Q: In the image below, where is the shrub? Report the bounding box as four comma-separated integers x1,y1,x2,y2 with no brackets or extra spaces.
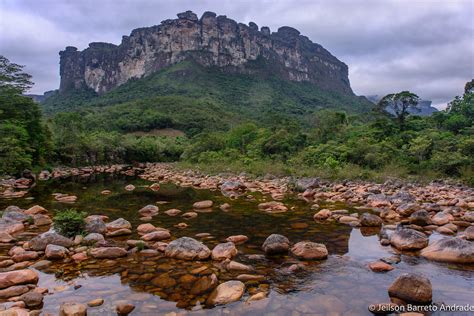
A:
53,209,86,237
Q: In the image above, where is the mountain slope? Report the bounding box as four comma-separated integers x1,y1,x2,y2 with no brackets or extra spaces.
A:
42,60,372,135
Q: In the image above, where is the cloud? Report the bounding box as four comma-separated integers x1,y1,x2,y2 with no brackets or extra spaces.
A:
0,0,472,108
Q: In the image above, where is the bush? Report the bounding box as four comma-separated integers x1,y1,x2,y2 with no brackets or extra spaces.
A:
53,209,86,237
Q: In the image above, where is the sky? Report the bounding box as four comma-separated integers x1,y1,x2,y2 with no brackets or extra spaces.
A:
0,0,473,109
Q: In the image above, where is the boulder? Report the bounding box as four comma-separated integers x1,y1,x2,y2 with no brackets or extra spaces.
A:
24,205,48,215
193,200,213,209
2,210,28,222
368,261,394,272
420,237,474,264
262,234,290,255
462,211,474,222
19,291,43,307
431,212,454,226
12,251,39,262
29,232,73,251
388,273,432,304
0,232,15,243
360,213,383,227
83,233,105,244
45,244,68,259
0,270,38,289
33,214,52,226
164,209,181,216
138,205,159,216
206,280,245,305
106,218,131,232
409,210,432,226
191,273,218,295
141,230,171,241
390,228,428,250
0,285,30,299
115,301,135,315
85,217,107,234
464,226,474,241
211,242,238,261
90,247,127,259
226,235,248,244
313,209,332,220
59,302,87,316
290,241,328,260
165,237,211,260
136,223,157,235
396,203,420,216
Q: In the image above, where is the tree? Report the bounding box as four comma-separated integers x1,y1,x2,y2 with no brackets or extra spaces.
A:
0,56,33,94
377,91,419,130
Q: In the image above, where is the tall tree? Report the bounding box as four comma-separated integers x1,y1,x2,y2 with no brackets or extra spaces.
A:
377,91,419,130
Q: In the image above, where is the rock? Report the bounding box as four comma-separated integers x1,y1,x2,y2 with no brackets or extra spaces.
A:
258,201,288,213
390,228,428,250
248,292,267,301
138,205,159,216
12,251,39,262
87,298,104,307
396,203,420,216
262,234,290,255
164,209,181,216
124,184,135,191
388,273,432,304
409,210,432,226
338,216,359,224
436,226,454,235
0,270,38,289
0,285,30,299
24,205,47,215
193,200,213,209
0,232,15,243
83,233,105,244
360,213,383,227
165,237,211,260
100,190,111,195
175,222,188,229
313,209,332,220
368,261,394,272
236,274,265,281
225,260,253,272
431,212,454,226
211,242,238,261
190,274,218,295
462,211,474,222
29,232,73,251
33,214,52,226
420,237,474,263
226,235,248,244
220,203,231,211
221,181,246,192
90,247,127,259
207,280,245,305
31,260,51,269
106,218,131,232
182,212,198,219
290,241,328,260
19,291,43,307
59,302,87,316
45,244,68,259
136,223,157,235
2,210,28,222
141,230,171,241
149,183,160,191
84,217,107,234
464,226,474,240
72,252,88,262
151,273,176,288
116,301,135,315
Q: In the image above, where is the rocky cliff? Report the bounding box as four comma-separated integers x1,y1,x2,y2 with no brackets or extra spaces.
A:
59,10,352,95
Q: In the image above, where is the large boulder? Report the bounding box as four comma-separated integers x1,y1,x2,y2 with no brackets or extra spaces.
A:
420,237,474,264
290,241,328,260
90,247,127,259
431,212,454,226
29,232,73,251
0,270,38,289
390,228,428,251
262,234,290,255
106,218,131,232
211,242,238,261
59,302,87,316
360,213,383,227
141,230,171,241
85,217,107,234
206,280,245,305
165,237,211,260
396,203,420,216
388,273,432,304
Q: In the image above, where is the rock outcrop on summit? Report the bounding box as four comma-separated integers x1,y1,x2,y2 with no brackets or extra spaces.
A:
59,11,352,95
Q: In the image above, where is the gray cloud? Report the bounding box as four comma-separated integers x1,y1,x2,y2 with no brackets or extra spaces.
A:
0,0,472,108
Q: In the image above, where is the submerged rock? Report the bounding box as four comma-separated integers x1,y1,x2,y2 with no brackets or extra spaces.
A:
190,273,218,295
313,209,332,220
165,237,211,260
388,273,432,304
258,201,288,213
262,234,290,255
390,228,428,250
59,302,87,316
420,237,474,264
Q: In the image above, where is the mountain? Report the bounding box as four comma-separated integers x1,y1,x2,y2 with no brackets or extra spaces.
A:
365,95,438,116
59,10,352,95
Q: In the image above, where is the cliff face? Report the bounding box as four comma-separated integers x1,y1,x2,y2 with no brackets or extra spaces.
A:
59,11,352,95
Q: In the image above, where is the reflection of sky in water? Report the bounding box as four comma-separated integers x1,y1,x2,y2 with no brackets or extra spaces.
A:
347,228,392,261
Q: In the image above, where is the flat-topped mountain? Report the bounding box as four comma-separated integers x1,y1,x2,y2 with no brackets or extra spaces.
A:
59,10,352,95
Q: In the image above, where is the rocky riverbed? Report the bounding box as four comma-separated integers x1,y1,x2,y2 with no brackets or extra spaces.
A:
0,163,473,315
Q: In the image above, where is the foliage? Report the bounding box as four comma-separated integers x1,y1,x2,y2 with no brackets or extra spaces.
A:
377,91,419,129
53,209,86,237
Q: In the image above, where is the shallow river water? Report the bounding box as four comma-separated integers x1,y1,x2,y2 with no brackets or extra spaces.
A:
1,174,473,315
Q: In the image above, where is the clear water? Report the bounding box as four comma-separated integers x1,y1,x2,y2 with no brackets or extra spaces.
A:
1,174,472,315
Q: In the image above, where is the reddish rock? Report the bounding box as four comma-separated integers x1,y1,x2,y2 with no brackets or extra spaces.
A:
368,261,394,272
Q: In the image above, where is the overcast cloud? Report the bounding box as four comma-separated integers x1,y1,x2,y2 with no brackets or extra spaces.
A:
0,0,472,108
